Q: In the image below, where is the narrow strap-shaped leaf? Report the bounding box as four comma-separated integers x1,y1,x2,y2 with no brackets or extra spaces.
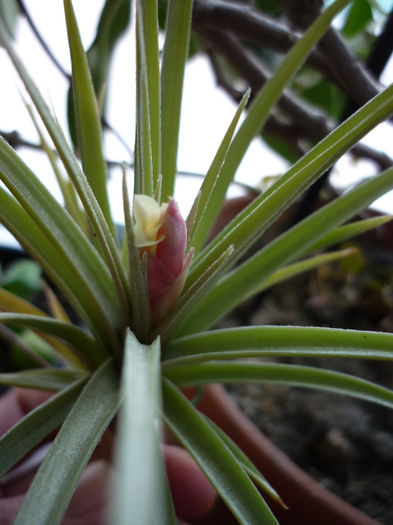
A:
123,172,150,339
188,0,351,276
0,139,122,351
24,102,87,233
0,287,46,316
0,313,104,368
0,378,87,477
0,368,88,391
254,247,355,294
178,165,393,335
64,0,115,236
112,331,176,524
87,0,132,99
134,9,153,196
0,189,116,350
43,282,71,323
207,418,286,509
0,287,88,369
163,325,393,366
188,90,250,254
136,0,160,187
188,78,393,296
160,0,193,200
162,248,352,341
164,362,393,411
15,358,119,525
306,214,393,254
0,18,131,328
162,379,278,525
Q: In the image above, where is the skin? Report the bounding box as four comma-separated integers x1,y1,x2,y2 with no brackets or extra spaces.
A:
0,388,216,525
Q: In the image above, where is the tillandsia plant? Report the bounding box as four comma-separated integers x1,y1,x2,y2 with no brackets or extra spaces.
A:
1,0,393,523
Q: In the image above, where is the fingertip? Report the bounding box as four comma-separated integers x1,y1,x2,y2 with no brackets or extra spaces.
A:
163,445,216,520
15,388,52,414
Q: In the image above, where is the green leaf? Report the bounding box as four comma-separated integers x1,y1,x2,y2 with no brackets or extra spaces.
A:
160,0,193,200
1,259,41,299
0,19,131,327
163,325,393,366
136,0,160,188
122,172,150,340
188,90,250,255
187,0,352,276
262,132,300,164
0,0,18,38
133,0,160,196
0,146,121,352
253,247,356,294
0,313,104,368
343,0,373,37
301,77,346,120
163,379,278,524
0,368,88,391
0,287,88,368
164,361,393,410
15,359,119,525
67,0,132,147
87,0,132,102
255,0,281,15
0,286,46,316
0,378,86,477
64,0,114,235
307,214,393,253
25,101,87,234
112,331,176,524
187,62,393,299
207,419,286,509
178,165,393,335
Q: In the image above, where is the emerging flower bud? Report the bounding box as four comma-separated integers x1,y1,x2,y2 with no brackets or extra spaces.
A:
133,195,192,323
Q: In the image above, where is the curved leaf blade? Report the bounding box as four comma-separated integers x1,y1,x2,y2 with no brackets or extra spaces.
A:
177,165,393,335
162,379,278,525
160,0,193,200
0,369,88,391
188,80,393,295
188,90,250,254
15,359,119,525
0,188,117,351
0,313,104,368
0,19,131,327
0,378,87,478
112,331,175,524
64,0,114,235
165,362,393,410
163,325,393,366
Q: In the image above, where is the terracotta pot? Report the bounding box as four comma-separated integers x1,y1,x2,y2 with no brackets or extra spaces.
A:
186,384,378,525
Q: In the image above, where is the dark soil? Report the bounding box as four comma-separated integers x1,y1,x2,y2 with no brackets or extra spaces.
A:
224,240,393,523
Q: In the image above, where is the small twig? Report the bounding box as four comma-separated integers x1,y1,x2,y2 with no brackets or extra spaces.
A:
0,129,133,171
277,0,385,109
0,130,43,151
193,0,331,76
17,0,70,80
199,29,332,139
199,32,393,172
